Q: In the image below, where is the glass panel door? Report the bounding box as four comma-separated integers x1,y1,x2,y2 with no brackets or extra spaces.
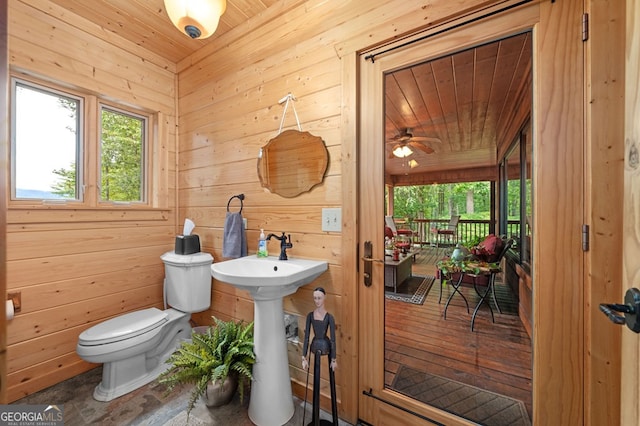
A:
383,33,534,425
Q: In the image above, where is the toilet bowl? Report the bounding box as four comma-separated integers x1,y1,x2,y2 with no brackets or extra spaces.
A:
76,251,213,402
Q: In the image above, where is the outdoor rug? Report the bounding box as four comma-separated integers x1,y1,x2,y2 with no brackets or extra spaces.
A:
385,275,434,305
392,365,531,426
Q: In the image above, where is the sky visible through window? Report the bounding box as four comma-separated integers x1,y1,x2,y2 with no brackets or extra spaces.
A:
14,85,77,198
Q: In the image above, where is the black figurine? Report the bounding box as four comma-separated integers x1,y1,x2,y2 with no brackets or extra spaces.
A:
301,287,338,426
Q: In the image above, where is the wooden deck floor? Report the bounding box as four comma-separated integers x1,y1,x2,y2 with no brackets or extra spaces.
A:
384,247,533,419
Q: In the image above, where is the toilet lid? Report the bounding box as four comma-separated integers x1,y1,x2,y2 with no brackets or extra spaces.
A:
78,308,168,346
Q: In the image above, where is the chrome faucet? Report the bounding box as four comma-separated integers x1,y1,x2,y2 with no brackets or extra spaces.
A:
266,232,293,260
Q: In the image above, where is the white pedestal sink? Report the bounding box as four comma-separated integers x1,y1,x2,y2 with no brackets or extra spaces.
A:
211,256,328,426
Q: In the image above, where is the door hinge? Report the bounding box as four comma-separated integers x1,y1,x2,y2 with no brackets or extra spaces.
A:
582,224,590,251
582,13,589,42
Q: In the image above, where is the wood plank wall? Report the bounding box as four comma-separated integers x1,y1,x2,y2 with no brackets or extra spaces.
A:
5,0,177,401
178,0,347,412
177,1,505,423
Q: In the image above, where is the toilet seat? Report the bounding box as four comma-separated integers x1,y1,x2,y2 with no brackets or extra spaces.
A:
79,308,168,346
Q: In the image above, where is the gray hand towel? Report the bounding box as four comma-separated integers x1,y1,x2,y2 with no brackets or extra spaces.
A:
222,212,247,258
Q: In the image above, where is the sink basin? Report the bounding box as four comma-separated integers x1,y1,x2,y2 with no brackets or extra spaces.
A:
211,256,328,299
211,255,328,426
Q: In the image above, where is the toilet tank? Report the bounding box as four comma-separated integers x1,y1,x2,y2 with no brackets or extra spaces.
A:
160,251,214,313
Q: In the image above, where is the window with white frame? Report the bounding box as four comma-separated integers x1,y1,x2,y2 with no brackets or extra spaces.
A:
12,79,83,201
99,106,146,202
11,77,151,205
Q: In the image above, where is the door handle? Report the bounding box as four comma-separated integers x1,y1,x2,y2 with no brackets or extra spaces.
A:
599,287,640,333
362,241,384,287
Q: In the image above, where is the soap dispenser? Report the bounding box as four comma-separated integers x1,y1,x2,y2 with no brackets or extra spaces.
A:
257,229,268,257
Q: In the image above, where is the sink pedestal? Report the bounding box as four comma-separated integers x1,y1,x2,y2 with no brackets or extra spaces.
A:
249,297,294,426
209,256,328,426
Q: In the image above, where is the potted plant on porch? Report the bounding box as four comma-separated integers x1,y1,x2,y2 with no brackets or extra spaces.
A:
158,316,256,416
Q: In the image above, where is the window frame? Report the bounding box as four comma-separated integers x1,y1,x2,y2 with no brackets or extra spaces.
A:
10,77,85,203
9,75,157,210
499,119,532,268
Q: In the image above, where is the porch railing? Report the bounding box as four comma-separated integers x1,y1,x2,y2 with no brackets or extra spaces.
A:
396,218,521,246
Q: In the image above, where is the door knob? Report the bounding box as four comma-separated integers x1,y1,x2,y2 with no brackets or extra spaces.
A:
599,287,640,333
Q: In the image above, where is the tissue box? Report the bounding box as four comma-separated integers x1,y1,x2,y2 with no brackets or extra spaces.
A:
175,235,200,255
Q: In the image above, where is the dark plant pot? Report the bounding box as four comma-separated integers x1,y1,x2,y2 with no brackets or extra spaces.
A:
203,373,238,408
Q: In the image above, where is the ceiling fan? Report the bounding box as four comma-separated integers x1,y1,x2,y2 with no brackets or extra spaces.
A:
387,128,441,158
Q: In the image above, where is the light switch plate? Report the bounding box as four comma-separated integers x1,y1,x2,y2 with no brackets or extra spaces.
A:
322,208,341,232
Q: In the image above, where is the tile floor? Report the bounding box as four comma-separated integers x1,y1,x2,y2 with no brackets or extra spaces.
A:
15,367,348,426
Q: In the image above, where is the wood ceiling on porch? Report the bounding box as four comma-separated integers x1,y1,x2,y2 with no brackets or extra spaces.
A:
385,32,532,183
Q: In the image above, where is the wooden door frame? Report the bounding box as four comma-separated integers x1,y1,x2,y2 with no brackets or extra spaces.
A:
353,1,595,424
622,0,640,424
585,0,625,425
1,0,8,405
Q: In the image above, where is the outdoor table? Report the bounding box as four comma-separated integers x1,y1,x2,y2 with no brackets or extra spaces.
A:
436,259,502,331
384,250,417,292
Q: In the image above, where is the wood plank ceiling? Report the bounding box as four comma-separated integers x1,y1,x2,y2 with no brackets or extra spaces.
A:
45,1,532,185
385,32,532,182
46,0,280,64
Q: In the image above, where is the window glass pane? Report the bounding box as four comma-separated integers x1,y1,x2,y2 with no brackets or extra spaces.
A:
13,82,80,200
100,107,145,202
391,182,493,245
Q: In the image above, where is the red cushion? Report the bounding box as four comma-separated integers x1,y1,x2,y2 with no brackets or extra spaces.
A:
397,228,412,235
472,234,504,262
384,226,394,239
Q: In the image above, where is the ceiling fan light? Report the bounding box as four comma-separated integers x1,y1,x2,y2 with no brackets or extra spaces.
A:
408,159,419,168
393,145,413,158
164,0,227,39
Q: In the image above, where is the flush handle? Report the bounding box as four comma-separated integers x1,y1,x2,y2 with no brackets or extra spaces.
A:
599,288,640,333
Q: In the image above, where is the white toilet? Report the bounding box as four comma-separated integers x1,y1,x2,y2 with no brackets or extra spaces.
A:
76,251,213,402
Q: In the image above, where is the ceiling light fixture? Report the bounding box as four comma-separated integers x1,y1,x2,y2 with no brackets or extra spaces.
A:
164,0,227,39
392,145,413,158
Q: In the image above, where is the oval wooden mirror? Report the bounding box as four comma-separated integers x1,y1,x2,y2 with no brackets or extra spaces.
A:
257,129,329,198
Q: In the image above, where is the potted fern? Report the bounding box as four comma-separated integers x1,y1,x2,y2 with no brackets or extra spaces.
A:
158,317,255,415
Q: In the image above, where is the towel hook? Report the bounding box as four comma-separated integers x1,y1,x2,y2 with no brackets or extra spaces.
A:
227,194,245,213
